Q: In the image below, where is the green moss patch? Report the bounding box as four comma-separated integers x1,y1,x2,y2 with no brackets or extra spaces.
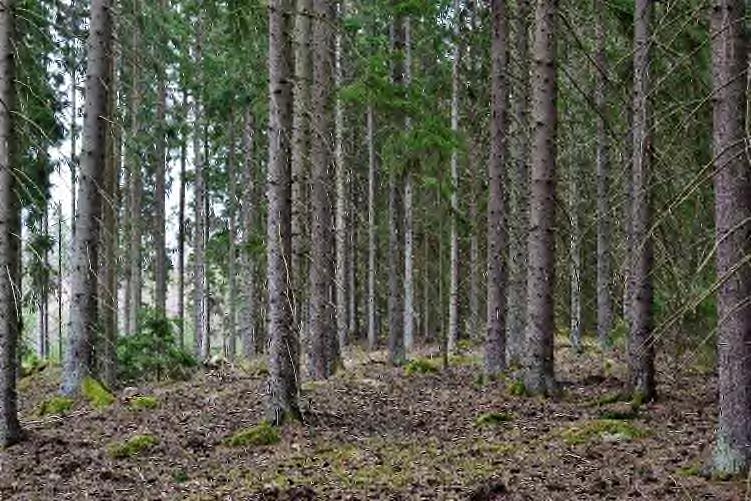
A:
475,411,514,427
82,377,115,409
562,420,647,445
37,396,74,416
129,395,158,410
404,358,439,376
224,422,281,448
108,434,159,459
506,379,527,397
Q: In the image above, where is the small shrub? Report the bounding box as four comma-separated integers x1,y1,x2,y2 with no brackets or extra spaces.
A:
562,420,646,445
475,412,514,427
82,377,115,408
224,422,281,448
38,396,74,416
108,434,159,459
129,395,158,410
404,358,439,375
507,379,527,397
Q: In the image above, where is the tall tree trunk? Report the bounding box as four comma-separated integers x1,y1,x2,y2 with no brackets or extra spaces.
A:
366,105,378,350
569,160,582,354
292,0,312,352
127,1,142,334
154,0,168,316
334,0,348,353
467,141,480,340
0,0,22,445
266,0,300,424
387,10,406,366
40,208,49,359
448,1,462,356
69,6,77,241
710,0,750,476
523,0,557,395
62,0,113,396
485,0,509,377
178,91,187,349
506,0,529,367
193,18,207,360
594,0,613,349
240,109,258,358
57,203,63,360
227,119,238,359
627,0,655,402
403,18,416,354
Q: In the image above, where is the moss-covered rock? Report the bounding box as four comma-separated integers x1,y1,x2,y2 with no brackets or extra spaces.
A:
562,419,647,445
129,395,158,410
404,358,439,376
224,422,281,448
108,434,159,459
82,377,115,409
475,411,514,427
37,396,74,416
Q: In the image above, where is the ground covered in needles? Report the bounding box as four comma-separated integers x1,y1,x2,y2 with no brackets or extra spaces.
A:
0,339,746,500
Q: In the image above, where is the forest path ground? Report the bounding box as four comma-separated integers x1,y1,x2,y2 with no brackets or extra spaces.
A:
0,338,746,500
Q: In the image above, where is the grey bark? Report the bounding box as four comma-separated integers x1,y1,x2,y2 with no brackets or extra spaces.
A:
366,105,377,350
335,0,348,352
523,0,557,395
627,0,655,402
193,18,208,360
62,0,112,396
403,17,415,353
266,0,300,424
710,0,751,476
240,109,258,359
569,160,582,354
227,120,238,359
178,91,187,349
154,0,168,316
485,0,509,377
448,1,461,356
0,0,22,445
127,1,142,333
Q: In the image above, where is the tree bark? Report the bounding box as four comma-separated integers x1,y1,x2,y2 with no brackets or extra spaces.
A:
366,105,378,350
240,109,258,359
127,0,142,334
627,0,655,402
153,0,168,316
62,0,112,396
710,0,750,476
335,0,348,353
448,1,462,356
266,0,300,424
178,91,187,349
569,160,582,354
227,119,238,359
403,17,415,354
523,0,557,395
193,17,208,360
485,0,509,377
0,0,22,445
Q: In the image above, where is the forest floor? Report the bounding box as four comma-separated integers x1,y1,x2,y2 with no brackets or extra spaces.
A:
0,336,748,500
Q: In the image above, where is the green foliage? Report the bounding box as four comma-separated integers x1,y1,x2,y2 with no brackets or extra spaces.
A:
224,422,281,448
562,420,647,445
117,309,197,383
82,377,115,409
404,358,440,375
475,412,514,427
37,396,74,416
108,434,159,459
129,395,158,411
507,379,527,397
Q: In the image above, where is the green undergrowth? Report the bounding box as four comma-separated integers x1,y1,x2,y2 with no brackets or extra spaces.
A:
82,377,115,408
129,395,158,410
108,434,159,459
404,358,440,375
562,419,647,445
475,411,514,427
506,379,528,397
37,396,74,416
224,422,281,447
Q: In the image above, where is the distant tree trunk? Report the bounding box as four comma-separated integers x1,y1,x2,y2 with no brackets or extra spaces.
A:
467,142,480,340
240,110,258,359
227,119,238,359
178,91,187,349
154,0,168,316
193,17,207,360
594,0,613,349
62,0,112,396
69,11,77,241
485,0,509,377
569,161,582,354
0,0,22,445
448,1,462,356
403,17,415,354
57,203,63,360
523,0,557,395
387,10,406,366
422,227,430,341
366,105,378,350
627,0,655,402
505,0,530,367
292,0,312,351
710,0,750,477
266,0,300,424
334,0,348,353
40,208,49,359
127,1,142,334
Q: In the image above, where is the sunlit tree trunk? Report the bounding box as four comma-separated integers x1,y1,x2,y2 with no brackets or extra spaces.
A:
403,17,415,354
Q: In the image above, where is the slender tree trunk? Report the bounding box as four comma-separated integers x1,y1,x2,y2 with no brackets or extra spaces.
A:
240,110,258,358
506,0,530,367
485,0,509,377
627,0,655,402
193,17,207,360
402,17,416,354
423,228,430,341
154,0,168,316
57,203,63,360
710,0,750,477
387,10,406,366
62,0,113,396
178,91,187,349
523,0,557,395
128,1,142,333
0,0,22,445
227,119,238,359
69,17,77,241
366,106,377,350
468,142,480,340
594,0,613,349
448,1,462,356
334,0,348,352
569,161,582,354
40,209,49,359
266,0,300,424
